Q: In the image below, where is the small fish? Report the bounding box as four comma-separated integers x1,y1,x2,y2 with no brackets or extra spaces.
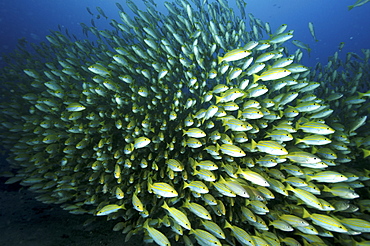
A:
340,218,370,232
292,40,311,56
192,159,218,171
265,130,293,142
190,228,222,246
86,7,94,16
148,180,178,197
322,185,359,199
215,88,246,104
306,171,348,183
115,187,124,199
221,177,249,198
201,220,225,239
308,22,319,42
285,184,323,210
66,102,86,112
88,64,110,76
224,220,254,246
252,139,288,155
270,219,294,231
295,135,332,145
96,204,125,216
161,201,191,230
143,220,171,246
132,193,144,212
280,214,310,227
134,137,151,149
96,6,108,19
296,121,335,135
269,31,294,44
183,180,209,194
237,167,270,187
219,143,246,157
222,118,252,132
218,48,251,64
285,151,321,164
184,138,203,148
253,67,291,82
310,213,348,233
184,200,212,220
193,169,216,182
348,0,370,10
183,128,206,138
166,159,184,172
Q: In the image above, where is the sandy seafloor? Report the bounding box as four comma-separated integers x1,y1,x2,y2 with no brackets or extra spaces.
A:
0,177,142,246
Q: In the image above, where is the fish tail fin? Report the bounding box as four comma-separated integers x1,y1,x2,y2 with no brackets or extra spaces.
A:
311,146,318,154
302,208,311,218
215,95,222,104
237,110,242,119
161,201,170,210
322,185,331,193
295,121,301,131
295,138,302,145
251,139,257,150
216,143,220,152
305,175,313,183
218,56,223,64
236,165,243,176
224,220,232,229
285,183,293,191
362,148,370,158
252,73,260,83
224,125,229,132
189,157,198,171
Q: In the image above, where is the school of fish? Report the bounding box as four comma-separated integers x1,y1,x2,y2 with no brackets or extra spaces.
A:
0,0,370,245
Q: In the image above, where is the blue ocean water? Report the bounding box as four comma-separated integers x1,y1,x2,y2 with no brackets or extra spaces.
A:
0,0,369,68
